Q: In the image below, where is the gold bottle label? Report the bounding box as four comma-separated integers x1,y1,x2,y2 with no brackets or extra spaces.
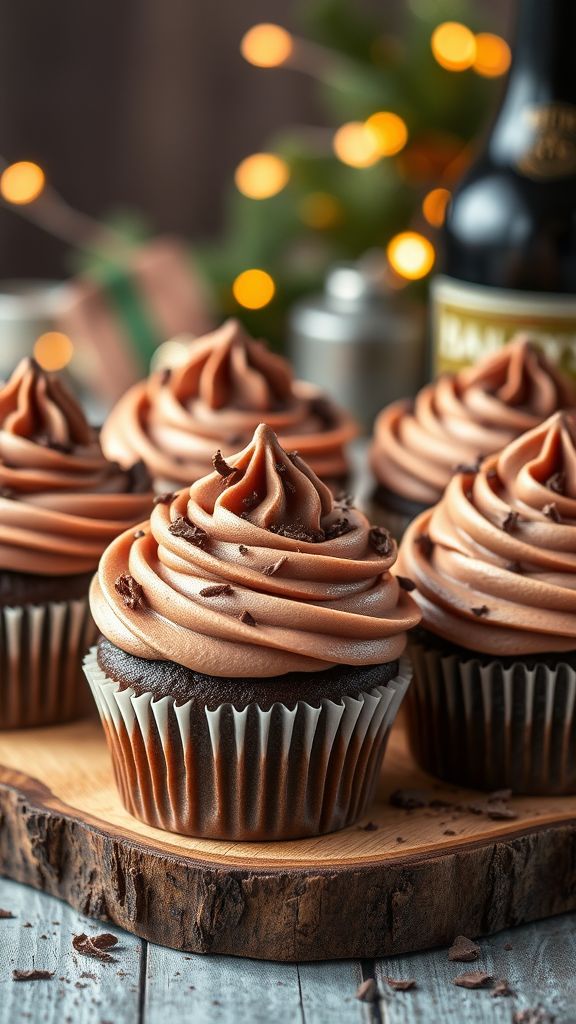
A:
517,102,576,180
432,276,576,377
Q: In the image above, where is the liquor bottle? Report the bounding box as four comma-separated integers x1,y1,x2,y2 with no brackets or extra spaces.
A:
432,0,576,377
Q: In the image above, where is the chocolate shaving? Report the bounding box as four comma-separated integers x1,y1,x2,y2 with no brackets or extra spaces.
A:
355,978,378,1003
324,517,352,540
238,544,249,555
261,556,288,577
212,450,235,477
502,510,520,533
13,969,54,981
492,979,513,997
153,491,175,506
72,932,118,962
385,978,417,992
471,605,489,617
168,517,208,547
448,935,481,962
369,525,393,556
452,971,492,989
415,532,434,557
397,576,416,592
240,610,256,627
114,574,145,610
0,908,15,919
547,471,565,495
486,801,518,820
543,502,561,522
269,521,324,543
199,584,233,597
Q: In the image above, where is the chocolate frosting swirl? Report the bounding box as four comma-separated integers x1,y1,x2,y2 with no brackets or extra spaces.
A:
0,359,153,575
101,319,358,488
371,337,576,507
398,412,576,655
91,423,420,677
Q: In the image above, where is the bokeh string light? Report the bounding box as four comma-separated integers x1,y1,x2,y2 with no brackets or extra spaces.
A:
233,269,276,309
474,32,511,77
333,122,381,168
0,161,46,205
235,153,290,199
33,331,74,371
422,187,451,227
240,24,293,68
431,22,477,71
365,112,408,156
387,231,435,280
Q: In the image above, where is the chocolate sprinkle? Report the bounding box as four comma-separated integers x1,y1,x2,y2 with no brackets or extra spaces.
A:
168,517,208,547
471,605,489,617
324,517,352,540
212,450,235,477
547,471,565,494
153,491,175,506
448,935,481,962
502,510,520,533
199,584,233,597
13,970,54,982
261,556,288,577
397,576,416,592
369,525,393,556
385,978,417,992
238,544,249,555
240,610,256,627
355,978,378,1003
543,502,561,522
115,574,145,610
452,971,492,989
415,532,434,557
72,932,118,962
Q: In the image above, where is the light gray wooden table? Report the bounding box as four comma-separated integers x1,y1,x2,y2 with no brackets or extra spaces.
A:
0,877,574,1023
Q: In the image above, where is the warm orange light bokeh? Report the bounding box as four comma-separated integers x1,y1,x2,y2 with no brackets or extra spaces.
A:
365,111,408,157
474,33,511,78
1,161,46,205
387,231,435,280
333,123,381,168
422,187,451,227
33,332,74,371
233,269,276,309
240,24,293,68
235,153,290,199
431,22,476,72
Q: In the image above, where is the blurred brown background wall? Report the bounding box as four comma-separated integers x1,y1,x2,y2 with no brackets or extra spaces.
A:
0,0,511,279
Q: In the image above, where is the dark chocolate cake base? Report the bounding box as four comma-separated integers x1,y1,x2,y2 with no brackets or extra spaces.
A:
97,636,400,711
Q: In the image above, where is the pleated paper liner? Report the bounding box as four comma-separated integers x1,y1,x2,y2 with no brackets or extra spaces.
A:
1,598,97,729
84,650,412,840
407,639,576,795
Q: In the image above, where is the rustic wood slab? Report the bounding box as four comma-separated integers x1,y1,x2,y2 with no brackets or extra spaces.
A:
0,716,575,961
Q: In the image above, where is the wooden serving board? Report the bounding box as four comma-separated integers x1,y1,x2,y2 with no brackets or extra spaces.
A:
0,714,575,962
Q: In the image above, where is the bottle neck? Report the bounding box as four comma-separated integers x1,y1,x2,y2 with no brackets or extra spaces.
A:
489,0,576,168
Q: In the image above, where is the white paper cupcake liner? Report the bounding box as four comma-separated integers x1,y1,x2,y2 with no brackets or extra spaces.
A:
84,649,411,840
0,597,96,729
408,640,576,794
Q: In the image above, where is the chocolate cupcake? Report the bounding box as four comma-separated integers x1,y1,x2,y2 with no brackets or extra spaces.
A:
101,318,358,492
84,423,419,840
0,358,153,728
370,336,576,539
398,411,576,794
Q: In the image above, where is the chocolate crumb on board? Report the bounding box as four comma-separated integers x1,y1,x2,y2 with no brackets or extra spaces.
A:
502,510,520,533
168,517,208,548
443,829,456,836
486,801,518,820
385,978,417,992
369,525,393,556
72,933,118,962
471,605,489,617
390,788,430,810
543,502,561,522
0,908,15,919
238,544,249,555
355,978,378,1003
212,450,235,477
261,556,288,577
115,574,145,610
452,971,493,989
153,491,175,506
357,821,378,831
492,978,514,997
13,969,54,981
397,576,416,592
415,532,434,557
240,610,256,627
546,471,565,495
448,935,481,962
396,836,406,843
199,584,233,597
